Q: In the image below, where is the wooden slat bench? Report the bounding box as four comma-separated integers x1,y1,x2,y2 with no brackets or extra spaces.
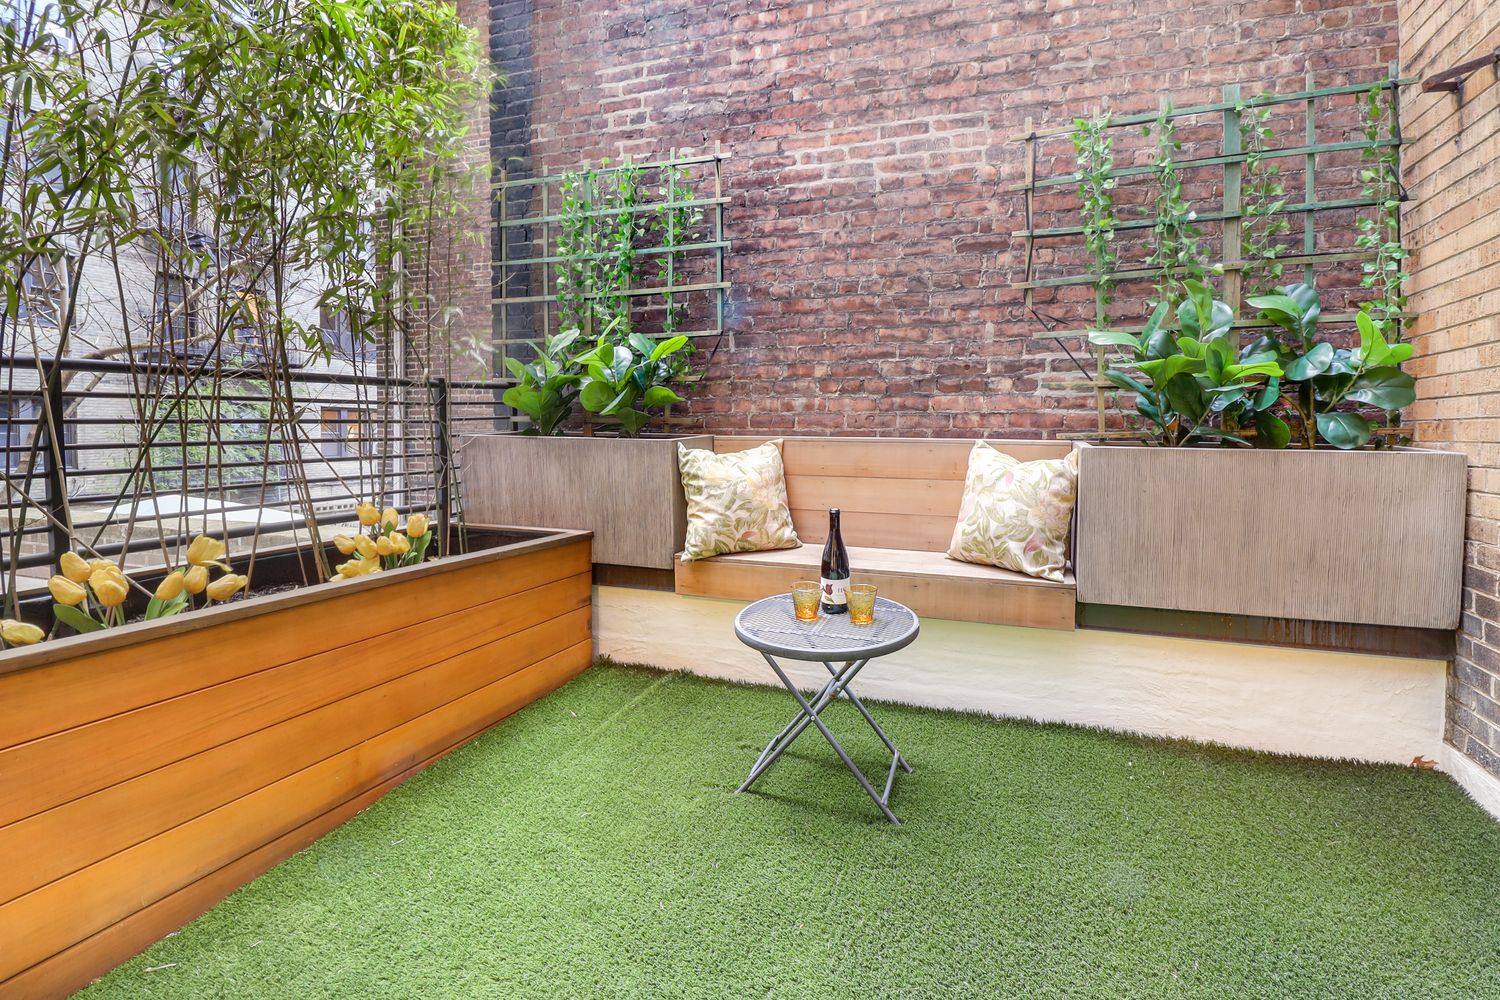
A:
673,437,1078,630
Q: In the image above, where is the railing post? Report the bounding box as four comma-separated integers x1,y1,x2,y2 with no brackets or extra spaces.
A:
40,365,71,567
433,376,453,546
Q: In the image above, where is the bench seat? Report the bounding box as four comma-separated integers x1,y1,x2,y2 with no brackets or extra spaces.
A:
674,544,1076,630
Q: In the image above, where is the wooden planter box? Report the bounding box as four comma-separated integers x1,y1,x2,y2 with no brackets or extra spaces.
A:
0,529,593,999
1075,445,1467,629
461,433,712,569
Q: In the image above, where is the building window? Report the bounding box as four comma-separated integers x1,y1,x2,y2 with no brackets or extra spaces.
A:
0,397,76,473
320,303,376,361
320,406,372,460
157,275,197,353
9,255,63,327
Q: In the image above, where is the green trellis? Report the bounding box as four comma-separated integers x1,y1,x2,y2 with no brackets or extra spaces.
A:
1011,69,1412,438
492,145,731,365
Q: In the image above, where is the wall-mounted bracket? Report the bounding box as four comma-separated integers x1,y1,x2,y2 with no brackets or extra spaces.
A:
1421,48,1500,98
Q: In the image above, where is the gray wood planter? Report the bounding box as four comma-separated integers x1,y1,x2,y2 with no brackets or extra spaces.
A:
461,433,713,569
1075,444,1467,629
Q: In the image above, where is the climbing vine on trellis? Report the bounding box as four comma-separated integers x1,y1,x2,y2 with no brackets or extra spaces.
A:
1142,106,1210,306
1356,83,1409,336
1011,73,1412,440
1071,114,1118,318
1238,100,1291,297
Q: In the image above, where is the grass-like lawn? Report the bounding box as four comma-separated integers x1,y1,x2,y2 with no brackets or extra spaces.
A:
84,662,1500,999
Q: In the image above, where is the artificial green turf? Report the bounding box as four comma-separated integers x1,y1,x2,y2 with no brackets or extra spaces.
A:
83,662,1500,999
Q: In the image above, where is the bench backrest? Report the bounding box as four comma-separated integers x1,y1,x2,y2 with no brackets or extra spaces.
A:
713,436,1074,552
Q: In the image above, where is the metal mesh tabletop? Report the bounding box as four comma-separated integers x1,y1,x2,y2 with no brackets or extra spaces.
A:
734,594,919,661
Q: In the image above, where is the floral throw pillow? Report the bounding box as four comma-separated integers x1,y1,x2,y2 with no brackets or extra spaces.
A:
946,441,1079,582
678,440,801,561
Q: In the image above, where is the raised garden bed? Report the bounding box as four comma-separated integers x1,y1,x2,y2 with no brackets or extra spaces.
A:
1074,445,1467,629
0,526,592,999
462,433,712,570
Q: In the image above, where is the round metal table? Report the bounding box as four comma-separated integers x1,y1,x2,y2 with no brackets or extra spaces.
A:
733,593,920,825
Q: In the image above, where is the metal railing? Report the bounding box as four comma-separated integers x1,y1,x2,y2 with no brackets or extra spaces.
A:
0,354,485,586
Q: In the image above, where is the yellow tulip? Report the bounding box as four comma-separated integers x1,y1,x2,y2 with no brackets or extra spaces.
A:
186,535,228,568
92,575,128,608
1,619,44,646
355,535,378,559
356,502,380,526
390,532,410,555
88,558,121,577
333,534,358,556
406,513,428,539
381,507,399,530
335,557,380,578
155,571,186,602
375,535,395,557
184,565,209,594
48,575,87,606
60,551,91,583
206,573,247,602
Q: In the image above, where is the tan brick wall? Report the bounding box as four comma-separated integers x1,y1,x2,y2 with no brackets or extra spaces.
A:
1399,0,1500,775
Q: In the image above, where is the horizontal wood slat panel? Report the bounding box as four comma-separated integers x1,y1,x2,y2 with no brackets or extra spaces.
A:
0,572,591,828
713,436,1071,479
789,508,958,552
0,575,591,905
0,610,592,984
676,550,1075,630
0,640,593,1000
1075,448,1466,628
462,436,711,569
0,541,590,750
787,475,964,519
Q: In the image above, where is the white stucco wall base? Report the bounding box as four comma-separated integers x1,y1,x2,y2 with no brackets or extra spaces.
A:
595,586,1448,766
1440,744,1500,823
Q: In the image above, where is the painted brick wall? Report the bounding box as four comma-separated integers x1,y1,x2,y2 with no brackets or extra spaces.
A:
489,0,1398,436
1399,0,1500,777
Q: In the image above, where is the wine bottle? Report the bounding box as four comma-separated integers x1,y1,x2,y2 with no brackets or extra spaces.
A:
820,508,850,614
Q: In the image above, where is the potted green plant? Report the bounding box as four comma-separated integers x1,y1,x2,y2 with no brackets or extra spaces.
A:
469,323,709,570
1076,281,1464,629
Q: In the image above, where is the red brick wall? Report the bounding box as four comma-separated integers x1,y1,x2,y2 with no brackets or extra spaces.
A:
491,0,1398,436
1399,0,1500,778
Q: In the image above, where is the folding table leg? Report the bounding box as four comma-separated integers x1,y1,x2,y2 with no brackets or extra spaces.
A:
739,653,902,825
738,658,863,793
820,660,912,775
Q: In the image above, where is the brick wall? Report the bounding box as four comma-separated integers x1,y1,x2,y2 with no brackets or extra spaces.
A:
489,0,1398,436
1399,0,1500,776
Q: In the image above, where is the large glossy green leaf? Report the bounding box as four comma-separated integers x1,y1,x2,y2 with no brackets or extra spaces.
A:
1087,329,1140,350
1140,301,1175,360
650,335,689,361
1316,411,1372,449
1137,354,1201,388
1344,368,1416,411
1253,377,1281,411
1163,374,1205,423
642,386,683,408
578,380,616,413
1102,370,1152,396
627,332,657,358
1282,342,1333,381
1254,411,1291,448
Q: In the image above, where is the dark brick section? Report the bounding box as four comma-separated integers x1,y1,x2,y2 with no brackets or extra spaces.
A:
487,0,1398,437
490,0,539,363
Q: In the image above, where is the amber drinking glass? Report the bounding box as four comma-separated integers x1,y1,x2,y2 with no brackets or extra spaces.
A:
847,584,877,625
791,581,821,622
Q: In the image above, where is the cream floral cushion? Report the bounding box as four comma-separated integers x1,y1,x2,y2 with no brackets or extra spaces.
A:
946,441,1078,583
678,440,801,561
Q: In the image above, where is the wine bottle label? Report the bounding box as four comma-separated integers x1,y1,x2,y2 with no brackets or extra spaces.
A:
820,577,848,606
